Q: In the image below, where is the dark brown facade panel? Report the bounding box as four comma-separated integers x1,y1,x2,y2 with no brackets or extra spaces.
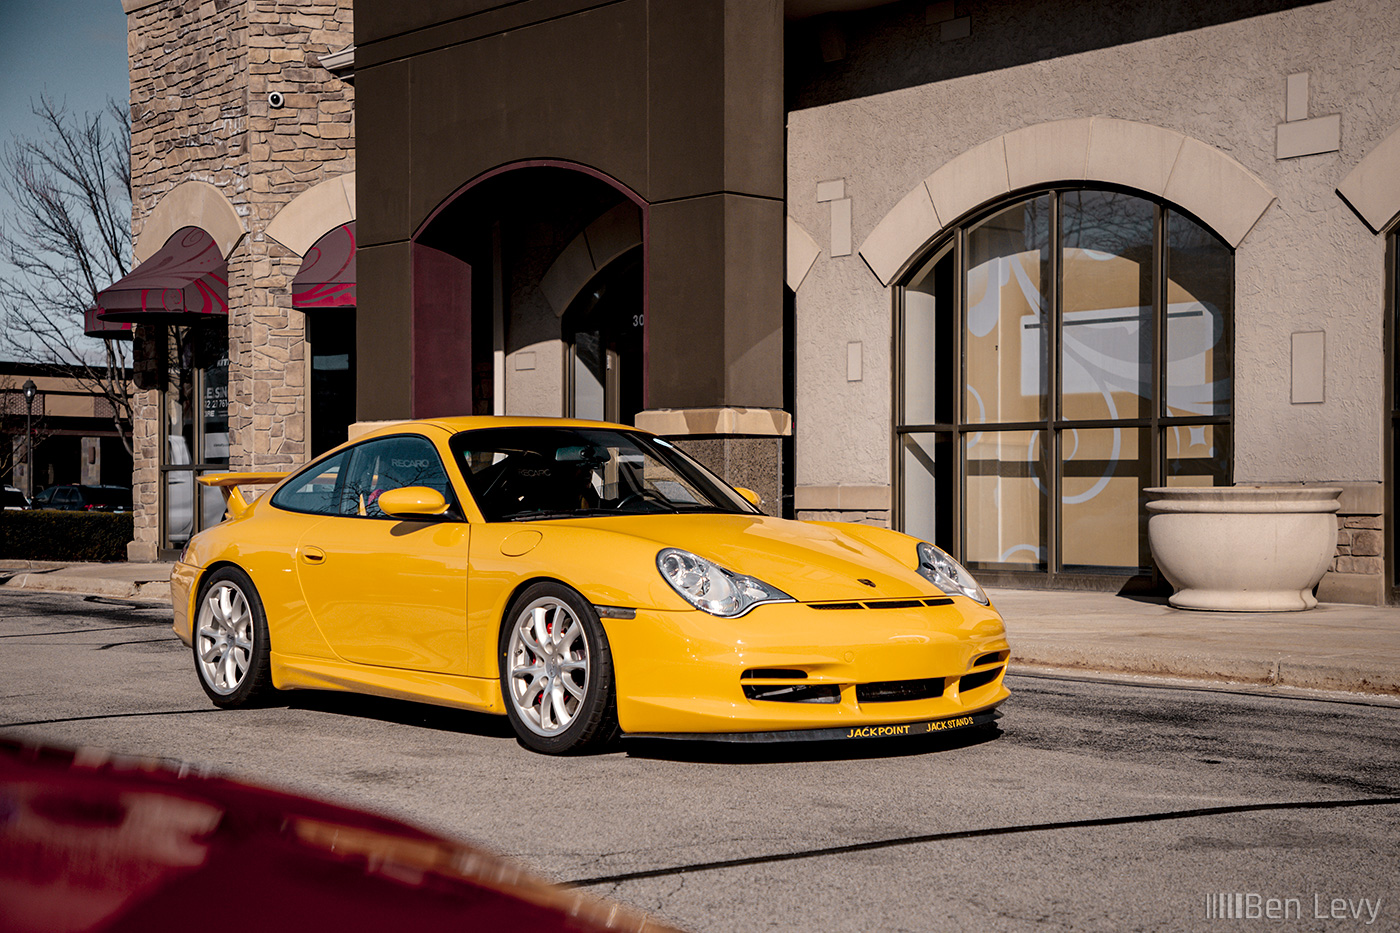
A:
721,0,785,199
405,2,650,239
356,242,415,421
722,194,785,409
357,58,414,248
645,2,725,202
357,0,503,46
647,0,784,202
647,194,784,411
647,196,728,408
356,0,620,67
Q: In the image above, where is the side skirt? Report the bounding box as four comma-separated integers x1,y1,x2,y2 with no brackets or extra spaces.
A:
270,653,506,715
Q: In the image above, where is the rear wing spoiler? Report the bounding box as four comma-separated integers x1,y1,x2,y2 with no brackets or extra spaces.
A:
197,472,289,520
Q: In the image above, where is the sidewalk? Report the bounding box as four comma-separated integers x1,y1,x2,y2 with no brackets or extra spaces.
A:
990,588,1400,698
0,560,174,601
2,561,1398,697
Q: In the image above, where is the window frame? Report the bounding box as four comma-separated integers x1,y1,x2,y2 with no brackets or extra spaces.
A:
158,322,231,556
893,185,1235,587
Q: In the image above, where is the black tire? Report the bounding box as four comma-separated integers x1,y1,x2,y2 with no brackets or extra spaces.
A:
499,581,619,754
192,566,275,708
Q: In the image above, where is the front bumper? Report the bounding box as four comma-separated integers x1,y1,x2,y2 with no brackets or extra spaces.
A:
604,596,1010,736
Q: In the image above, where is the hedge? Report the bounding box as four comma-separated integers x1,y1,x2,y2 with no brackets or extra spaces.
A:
0,510,134,562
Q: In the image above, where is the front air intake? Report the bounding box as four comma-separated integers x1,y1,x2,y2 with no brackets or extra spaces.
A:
958,667,1002,693
742,683,841,704
856,678,946,703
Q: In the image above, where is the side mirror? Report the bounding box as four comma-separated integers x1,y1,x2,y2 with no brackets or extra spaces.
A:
377,486,451,519
733,486,762,509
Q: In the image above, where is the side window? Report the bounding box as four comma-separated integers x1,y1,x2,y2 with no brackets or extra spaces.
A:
270,450,351,515
338,435,452,518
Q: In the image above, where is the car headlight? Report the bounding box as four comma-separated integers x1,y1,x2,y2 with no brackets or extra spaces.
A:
916,542,989,605
656,548,793,617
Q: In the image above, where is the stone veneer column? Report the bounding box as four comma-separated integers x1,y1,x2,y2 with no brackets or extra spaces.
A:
124,0,353,559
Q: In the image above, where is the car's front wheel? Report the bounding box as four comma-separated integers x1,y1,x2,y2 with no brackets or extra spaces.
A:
193,566,274,708
499,582,618,754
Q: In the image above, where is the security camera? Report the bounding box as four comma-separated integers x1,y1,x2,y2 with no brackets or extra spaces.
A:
268,91,285,108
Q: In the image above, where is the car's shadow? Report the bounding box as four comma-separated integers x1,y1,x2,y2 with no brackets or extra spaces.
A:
279,692,1002,761
620,724,1003,764
283,691,516,739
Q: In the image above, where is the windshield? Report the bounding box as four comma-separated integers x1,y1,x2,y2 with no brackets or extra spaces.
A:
449,427,759,522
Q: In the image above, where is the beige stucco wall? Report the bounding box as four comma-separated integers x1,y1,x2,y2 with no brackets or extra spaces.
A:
787,0,1397,506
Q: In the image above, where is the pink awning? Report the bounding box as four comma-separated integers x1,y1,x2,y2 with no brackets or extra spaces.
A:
95,226,228,322
84,305,133,340
292,222,356,309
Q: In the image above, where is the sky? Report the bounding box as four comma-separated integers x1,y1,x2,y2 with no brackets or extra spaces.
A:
0,0,130,363
0,0,128,151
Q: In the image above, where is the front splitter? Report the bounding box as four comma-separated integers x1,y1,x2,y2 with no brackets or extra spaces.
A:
623,707,1001,744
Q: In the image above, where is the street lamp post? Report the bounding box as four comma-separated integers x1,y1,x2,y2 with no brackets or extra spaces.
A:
22,379,37,501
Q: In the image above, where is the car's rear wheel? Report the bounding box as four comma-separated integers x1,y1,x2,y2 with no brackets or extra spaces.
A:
193,566,274,708
499,582,618,754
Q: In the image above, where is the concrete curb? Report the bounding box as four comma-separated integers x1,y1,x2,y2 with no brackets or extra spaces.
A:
0,566,171,602
1011,642,1400,697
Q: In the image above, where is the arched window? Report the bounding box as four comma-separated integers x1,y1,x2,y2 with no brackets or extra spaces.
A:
896,188,1233,583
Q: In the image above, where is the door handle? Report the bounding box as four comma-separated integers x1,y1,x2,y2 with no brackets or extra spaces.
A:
301,546,326,565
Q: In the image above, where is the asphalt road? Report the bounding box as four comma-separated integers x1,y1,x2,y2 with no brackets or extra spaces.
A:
2,590,1398,932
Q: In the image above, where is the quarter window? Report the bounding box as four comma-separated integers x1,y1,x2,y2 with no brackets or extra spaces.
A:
896,188,1233,580
271,449,351,515
338,436,452,518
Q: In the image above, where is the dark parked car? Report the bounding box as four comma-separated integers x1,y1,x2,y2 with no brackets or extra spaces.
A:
29,484,132,512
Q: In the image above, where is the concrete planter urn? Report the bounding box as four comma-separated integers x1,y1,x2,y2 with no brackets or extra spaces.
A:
1145,486,1342,611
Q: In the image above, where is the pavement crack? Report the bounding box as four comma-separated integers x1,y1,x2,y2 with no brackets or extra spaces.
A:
0,623,172,639
0,708,220,729
96,638,175,650
562,795,1400,888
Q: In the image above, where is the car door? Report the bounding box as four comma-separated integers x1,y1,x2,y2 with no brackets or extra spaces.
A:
293,433,471,674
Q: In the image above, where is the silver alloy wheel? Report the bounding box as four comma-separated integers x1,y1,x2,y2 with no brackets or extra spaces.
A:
195,580,255,696
506,597,591,736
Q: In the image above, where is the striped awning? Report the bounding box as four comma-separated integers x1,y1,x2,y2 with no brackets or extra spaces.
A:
95,226,228,322
292,222,356,309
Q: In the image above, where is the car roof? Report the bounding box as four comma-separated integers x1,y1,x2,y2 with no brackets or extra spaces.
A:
352,415,642,443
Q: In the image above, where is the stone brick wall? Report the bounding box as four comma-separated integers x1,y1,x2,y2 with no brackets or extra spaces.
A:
125,0,353,559
795,509,890,527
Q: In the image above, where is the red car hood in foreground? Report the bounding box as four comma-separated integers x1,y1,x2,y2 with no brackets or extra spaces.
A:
0,740,681,933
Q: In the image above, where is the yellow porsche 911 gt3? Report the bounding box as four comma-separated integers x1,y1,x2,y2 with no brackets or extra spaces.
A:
171,417,1010,754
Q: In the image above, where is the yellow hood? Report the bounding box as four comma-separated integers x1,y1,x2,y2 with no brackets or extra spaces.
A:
559,513,935,603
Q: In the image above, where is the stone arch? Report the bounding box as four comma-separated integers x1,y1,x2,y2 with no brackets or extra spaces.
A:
540,201,643,316
134,180,245,264
858,117,1276,286
1338,126,1400,234
265,172,356,256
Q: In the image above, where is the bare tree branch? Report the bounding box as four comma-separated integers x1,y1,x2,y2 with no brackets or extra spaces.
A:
0,96,133,455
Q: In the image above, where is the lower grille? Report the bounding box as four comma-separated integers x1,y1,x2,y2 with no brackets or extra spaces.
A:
856,678,945,703
742,683,841,704
958,667,1003,693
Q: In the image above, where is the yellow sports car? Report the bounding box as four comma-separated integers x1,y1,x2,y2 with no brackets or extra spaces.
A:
171,417,1010,754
